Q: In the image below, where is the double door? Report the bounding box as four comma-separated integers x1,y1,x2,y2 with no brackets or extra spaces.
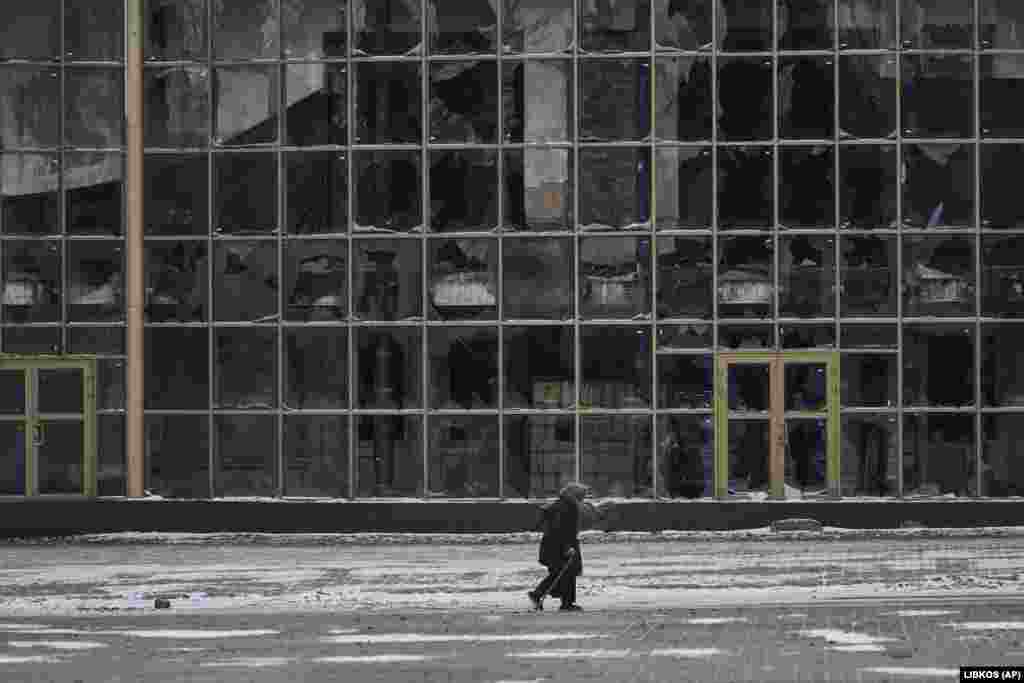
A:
714,352,839,499
0,357,96,497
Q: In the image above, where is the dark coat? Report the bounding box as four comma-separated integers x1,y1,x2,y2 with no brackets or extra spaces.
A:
536,495,582,576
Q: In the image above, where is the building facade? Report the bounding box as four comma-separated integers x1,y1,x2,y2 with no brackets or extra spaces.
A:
0,0,1022,501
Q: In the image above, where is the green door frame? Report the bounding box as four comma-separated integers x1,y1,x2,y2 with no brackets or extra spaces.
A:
0,354,97,497
714,351,840,499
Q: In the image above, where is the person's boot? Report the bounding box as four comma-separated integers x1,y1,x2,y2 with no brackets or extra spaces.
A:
527,591,543,611
559,603,583,612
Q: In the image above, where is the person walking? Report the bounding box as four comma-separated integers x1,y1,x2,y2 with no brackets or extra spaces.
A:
527,481,592,612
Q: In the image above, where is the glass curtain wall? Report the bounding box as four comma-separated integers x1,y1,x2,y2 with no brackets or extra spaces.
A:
6,0,1023,498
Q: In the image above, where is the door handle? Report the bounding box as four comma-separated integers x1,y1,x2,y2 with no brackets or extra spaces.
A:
32,421,45,447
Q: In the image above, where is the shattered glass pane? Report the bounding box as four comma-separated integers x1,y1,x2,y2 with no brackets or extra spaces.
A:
982,236,1024,317
779,235,836,318
354,150,422,233
581,415,652,497
503,237,573,320
503,60,572,143
68,240,123,322
2,153,59,235
145,241,207,322
429,0,497,54
356,415,422,497
838,0,897,49
284,239,347,321
145,66,209,148
655,147,712,229
658,355,713,409
429,150,498,232
579,147,650,230
718,57,772,142
902,144,974,229
355,326,422,409
839,144,897,229
430,61,498,143
719,323,774,349
504,0,572,53
903,236,976,316
146,0,207,61
353,238,422,321
504,326,574,409
429,326,498,409
655,57,713,142
428,238,498,321
655,0,714,51
580,0,650,52
503,149,573,231
355,62,421,144
579,236,651,319
839,55,898,140
581,327,652,409
2,240,60,323
656,235,713,319
841,235,897,316
213,240,278,322
841,414,898,496
353,0,422,55
658,323,713,350
580,59,650,142
658,415,712,499
779,57,834,140
718,236,774,319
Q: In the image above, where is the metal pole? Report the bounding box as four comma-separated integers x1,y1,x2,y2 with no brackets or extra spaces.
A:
125,0,146,498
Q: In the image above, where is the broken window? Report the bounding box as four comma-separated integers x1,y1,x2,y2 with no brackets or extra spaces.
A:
2,240,60,323
719,323,774,349
719,0,772,50
841,415,896,496
903,414,976,497
779,0,834,50
779,146,834,229
214,415,276,496
839,55,897,140
356,415,422,497
66,152,123,235
428,416,499,498
505,415,575,499
981,0,1024,48
504,326,574,409
902,55,973,139
579,236,651,319
213,240,278,322
146,0,207,60
68,240,123,322
656,147,712,230
429,150,498,232
145,66,209,148
0,67,59,149
780,324,835,348
903,324,975,407
214,66,278,146
285,328,347,409
502,237,573,320
579,147,650,230
717,236,774,319
353,0,422,55
214,327,277,409
428,238,498,321
580,326,651,408
655,57,712,142
779,57,834,140
355,62,421,144
284,416,348,497
503,149,573,231
718,57,772,141
147,415,210,498
982,323,1024,407
214,152,277,234
904,236,975,316
659,416,712,499
838,0,897,49
981,236,1024,317
429,0,497,54
902,144,974,229
581,415,652,497
655,0,714,51
285,64,347,146
580,0,650,52
841,235,897,316
284,0,346,59
355,326,422,409
580,59,649,142
503,60,572,143
982,415,1024,496
981,55,1024,138
145,154,207,235
1,153,59,235
842,354,897,407
286,152,347,234
779,235,835,318
718,147,772,228
430,61,498,143
353,238,422,321
65,0,123,60
145,241,207,322
504,0,572,53
284,239,346,321
657,355,713,409
658,323,713,350
901,0,973,49
839,144,897,229
656,235,713,319
429,326,498,409
354,150,421,232
213,0,278,60
0,1,59,60
145,327,208,409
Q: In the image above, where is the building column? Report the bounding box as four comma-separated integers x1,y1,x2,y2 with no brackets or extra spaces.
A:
125,0,145,497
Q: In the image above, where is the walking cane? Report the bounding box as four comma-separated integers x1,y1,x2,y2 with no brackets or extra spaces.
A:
538,547,577,608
